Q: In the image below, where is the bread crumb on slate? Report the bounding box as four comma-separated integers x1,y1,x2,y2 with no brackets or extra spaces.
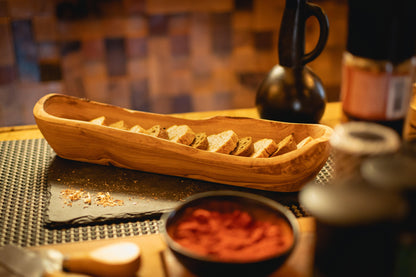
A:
60,188,124,208
95,192,124,207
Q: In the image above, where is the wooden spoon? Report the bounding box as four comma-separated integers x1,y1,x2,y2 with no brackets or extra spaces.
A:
47,242,141,277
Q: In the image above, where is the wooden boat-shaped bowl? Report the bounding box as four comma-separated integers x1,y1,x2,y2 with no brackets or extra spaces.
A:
33,93,333,192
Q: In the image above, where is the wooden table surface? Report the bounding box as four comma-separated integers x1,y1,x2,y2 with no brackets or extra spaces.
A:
0,102,343,277
0,102,342,141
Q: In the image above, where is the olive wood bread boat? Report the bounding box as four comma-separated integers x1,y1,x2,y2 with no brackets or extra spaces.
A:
33,94,333,192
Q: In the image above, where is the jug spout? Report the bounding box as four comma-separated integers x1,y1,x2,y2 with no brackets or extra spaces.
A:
278,0,329,68
278,0,307,68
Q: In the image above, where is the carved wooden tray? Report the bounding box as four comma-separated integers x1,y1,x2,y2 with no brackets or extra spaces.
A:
33,94,332,192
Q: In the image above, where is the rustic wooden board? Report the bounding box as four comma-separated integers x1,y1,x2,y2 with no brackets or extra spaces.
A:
33,218,316,277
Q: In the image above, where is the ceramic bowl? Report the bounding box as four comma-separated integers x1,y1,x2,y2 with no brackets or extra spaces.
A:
161,191,299,277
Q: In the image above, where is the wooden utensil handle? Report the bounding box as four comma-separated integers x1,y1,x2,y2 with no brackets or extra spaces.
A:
62,242,141,277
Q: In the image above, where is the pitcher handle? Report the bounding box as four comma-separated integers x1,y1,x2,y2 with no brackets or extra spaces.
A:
302,2,329,65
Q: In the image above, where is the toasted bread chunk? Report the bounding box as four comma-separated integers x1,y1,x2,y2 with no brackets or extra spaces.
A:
231,137,254,157
190,132,208,150
271,134,297,157
167,125,196,145
146,125,169,139
207,130,239,154
251,139,278,158
297,136,313,148
90,116,106,125
109,120,128,130
129,124,146,133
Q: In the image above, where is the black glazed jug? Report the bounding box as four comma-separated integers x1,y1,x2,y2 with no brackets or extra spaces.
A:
256,0,329,124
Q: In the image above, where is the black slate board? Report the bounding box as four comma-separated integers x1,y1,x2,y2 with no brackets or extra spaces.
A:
45,154,304,228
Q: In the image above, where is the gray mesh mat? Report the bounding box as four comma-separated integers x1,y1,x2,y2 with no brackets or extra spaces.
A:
0,139,333,247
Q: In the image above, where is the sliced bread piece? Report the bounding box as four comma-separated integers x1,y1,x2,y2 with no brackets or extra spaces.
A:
167,125,196,145
297,136,313,149
207,130,239,154
190,132,208,150
146,125,169,139
129,124,146,133
271,134,297,157
230,137,254,157
90,116,106,125
251,138,278,158
109,120,128,130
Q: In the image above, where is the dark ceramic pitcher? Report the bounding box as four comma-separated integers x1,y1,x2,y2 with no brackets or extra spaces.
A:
256,0,329,123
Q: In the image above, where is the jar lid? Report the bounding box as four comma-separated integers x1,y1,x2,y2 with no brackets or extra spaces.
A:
330,122,400,156
361,154,416,191
299,181,407,226
347,0,416,63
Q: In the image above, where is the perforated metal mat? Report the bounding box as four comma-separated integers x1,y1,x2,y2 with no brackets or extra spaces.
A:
0,139,333,247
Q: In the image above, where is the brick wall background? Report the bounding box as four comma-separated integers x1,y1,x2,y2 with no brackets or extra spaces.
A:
0,0,347,126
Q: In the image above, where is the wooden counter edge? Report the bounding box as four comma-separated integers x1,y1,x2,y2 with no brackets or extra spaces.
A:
0,102,342,141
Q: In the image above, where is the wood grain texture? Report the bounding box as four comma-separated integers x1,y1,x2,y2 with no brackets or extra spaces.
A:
32,218,316,277
33,94,333,192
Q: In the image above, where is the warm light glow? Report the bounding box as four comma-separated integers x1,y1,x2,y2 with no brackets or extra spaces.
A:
90,242,140,264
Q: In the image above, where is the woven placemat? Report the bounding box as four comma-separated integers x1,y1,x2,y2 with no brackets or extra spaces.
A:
0,139,333,247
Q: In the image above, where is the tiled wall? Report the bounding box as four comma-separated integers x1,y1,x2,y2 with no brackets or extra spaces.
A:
0,0,347,126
